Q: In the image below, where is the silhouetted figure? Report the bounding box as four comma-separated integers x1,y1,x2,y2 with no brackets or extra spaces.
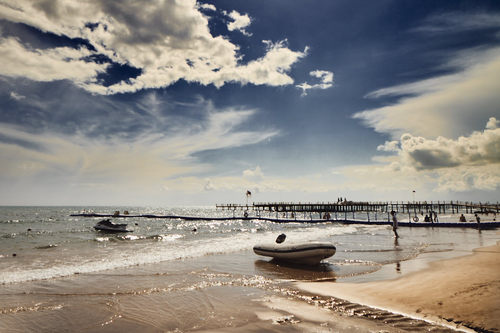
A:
391,211,399,238
433,211,438,222
459,214,466,222
275,233,286,244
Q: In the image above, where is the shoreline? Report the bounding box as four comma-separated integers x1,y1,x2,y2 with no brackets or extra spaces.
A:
297,240,500,332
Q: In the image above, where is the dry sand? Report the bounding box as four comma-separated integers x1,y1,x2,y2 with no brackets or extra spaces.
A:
298,242,500,332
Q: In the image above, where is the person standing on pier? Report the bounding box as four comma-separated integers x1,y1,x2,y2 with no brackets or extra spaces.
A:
391,210,399,238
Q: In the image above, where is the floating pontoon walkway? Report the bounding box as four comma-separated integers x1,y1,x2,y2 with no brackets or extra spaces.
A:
71,212,500,229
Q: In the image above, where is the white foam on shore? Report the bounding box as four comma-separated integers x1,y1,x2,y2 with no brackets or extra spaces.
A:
0,225,357,284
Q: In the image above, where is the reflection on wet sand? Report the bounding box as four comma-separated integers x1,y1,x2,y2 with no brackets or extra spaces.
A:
394,238,401,274
254,259,337,282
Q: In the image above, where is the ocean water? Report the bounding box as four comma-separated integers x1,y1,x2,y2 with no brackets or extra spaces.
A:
1,206,498,332
1,206,497,285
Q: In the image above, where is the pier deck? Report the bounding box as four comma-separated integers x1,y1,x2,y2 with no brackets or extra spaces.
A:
216,200,499,215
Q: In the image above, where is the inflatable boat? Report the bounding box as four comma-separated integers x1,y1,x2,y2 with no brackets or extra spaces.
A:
253,242,336,265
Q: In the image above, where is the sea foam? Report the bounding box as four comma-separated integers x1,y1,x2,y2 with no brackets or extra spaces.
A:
0,225,356,284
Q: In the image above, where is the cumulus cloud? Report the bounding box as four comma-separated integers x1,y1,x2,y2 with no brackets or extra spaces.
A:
0,37,107,85
0,0,306,94
296,69,334,96
486,117,499,130
377,140,399,152
371,118,500,192
224,10,252,36
384,118,500,170
198,3,216,11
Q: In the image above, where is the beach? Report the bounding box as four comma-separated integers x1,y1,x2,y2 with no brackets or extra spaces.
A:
2,249,481,333
1,206,499,332
298,241,500,332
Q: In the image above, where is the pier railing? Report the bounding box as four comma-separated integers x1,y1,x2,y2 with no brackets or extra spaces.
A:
216,201,499,215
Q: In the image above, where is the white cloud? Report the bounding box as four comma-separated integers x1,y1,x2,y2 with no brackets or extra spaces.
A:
9,91,25,101
0,104,278,187
486,117,499,130
243,165,264,181
0,0,306,94
224,10,252,36
369,118,500,192
414,12,500,34
0,37,107,85
198,3,216,11
355,47,500,139
377,140,399,152
296,69,334,96
365,75,463,99
390,118,500,170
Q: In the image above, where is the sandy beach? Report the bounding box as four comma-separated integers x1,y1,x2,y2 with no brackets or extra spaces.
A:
298,241,500,332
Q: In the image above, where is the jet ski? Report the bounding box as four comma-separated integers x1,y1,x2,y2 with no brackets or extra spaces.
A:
94,219,131,233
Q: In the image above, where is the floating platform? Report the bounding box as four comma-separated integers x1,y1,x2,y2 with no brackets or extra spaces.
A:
70,213,500,229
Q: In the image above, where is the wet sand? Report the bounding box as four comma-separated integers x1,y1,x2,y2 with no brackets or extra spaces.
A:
0,250,461,333
298,241,500,332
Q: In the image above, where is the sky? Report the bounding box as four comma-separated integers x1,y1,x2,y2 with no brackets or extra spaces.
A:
0,0,500,206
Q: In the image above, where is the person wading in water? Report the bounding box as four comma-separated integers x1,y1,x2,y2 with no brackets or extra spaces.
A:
391,211,399,238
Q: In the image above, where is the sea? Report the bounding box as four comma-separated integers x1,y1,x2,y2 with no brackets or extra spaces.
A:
0,206,498,332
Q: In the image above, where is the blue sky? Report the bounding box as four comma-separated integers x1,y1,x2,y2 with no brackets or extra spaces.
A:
1,0,500,206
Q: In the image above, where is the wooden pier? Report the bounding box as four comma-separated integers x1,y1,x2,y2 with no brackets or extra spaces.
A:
71,200,500,228
216,201,500,215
